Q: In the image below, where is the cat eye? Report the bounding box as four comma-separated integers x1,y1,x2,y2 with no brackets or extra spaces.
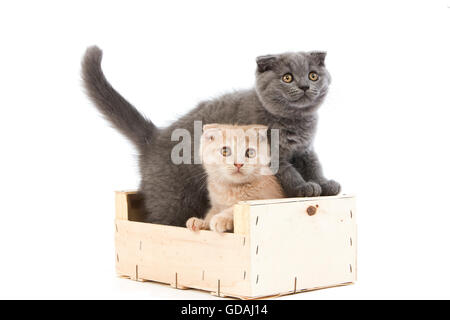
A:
221,146,232,157
245,148,256,158
282,73,293,83
308,72,319,81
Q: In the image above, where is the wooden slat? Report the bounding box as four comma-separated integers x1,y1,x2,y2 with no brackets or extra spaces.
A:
114,191,357,299
115,220,252,298
238,193,355,206
233,204,251,236
115,191,145,221
115,191,130,220
247,196,357,298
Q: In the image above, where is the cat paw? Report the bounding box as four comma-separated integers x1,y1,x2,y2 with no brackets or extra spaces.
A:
320,180,341,196
186,217,206,231
210,215,234,233
296,182,322,197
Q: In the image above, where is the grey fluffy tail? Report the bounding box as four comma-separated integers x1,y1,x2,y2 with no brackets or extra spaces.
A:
81,46,156,151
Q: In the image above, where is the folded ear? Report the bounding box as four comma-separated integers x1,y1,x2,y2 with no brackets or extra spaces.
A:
202,125,222,142
309,51,327,66
256,55,278,72
252,126,268,142
203,124,220,131
258,129,268,142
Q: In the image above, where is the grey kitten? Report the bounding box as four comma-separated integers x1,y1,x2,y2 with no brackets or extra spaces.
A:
81,47,340,226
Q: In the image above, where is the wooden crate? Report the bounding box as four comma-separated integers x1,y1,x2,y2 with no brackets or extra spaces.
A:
115,191,357,299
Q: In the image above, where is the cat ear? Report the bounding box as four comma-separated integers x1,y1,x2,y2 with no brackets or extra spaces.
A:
309,51,327,66
203,124,220,131
203,125,221,142
258,130,268,142
253,126,268,142
256,55,278,72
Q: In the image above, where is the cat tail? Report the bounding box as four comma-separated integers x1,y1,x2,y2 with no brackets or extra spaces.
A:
81,46,157,152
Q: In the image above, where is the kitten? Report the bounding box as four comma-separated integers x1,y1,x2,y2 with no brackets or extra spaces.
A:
186,125,284,233
82,47,340,227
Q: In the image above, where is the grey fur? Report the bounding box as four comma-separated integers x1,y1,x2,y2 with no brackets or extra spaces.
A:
81,46,340,227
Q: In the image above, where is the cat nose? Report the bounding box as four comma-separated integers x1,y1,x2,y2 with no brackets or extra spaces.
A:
234,163,244,169
299,85,310,91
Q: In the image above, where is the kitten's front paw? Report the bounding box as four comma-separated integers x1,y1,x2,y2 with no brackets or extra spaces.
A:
186,217,206,231
320,180,341,196
296,182,322,197
210,215,233,233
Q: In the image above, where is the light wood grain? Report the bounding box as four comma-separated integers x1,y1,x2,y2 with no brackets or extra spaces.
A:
115,219,251,297
246,197,357,298
114,191,357,299
114,191,129,220
233,203,251,236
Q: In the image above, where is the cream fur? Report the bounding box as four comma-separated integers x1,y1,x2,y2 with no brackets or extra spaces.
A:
186,124,284,233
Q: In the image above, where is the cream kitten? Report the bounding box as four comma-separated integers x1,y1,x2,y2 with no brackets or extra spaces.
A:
186,124,284,233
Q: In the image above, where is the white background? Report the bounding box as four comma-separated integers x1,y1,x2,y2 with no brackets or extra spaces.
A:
1,0,449,299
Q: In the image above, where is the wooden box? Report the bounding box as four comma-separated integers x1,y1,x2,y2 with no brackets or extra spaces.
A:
115,191,357,299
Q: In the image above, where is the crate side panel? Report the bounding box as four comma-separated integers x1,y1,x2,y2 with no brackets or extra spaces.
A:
239,194,355,206
115,234,140,279
249,196,357,297
115,220,251,297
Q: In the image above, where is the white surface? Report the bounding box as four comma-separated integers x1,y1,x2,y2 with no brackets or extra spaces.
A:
0,0,449,299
